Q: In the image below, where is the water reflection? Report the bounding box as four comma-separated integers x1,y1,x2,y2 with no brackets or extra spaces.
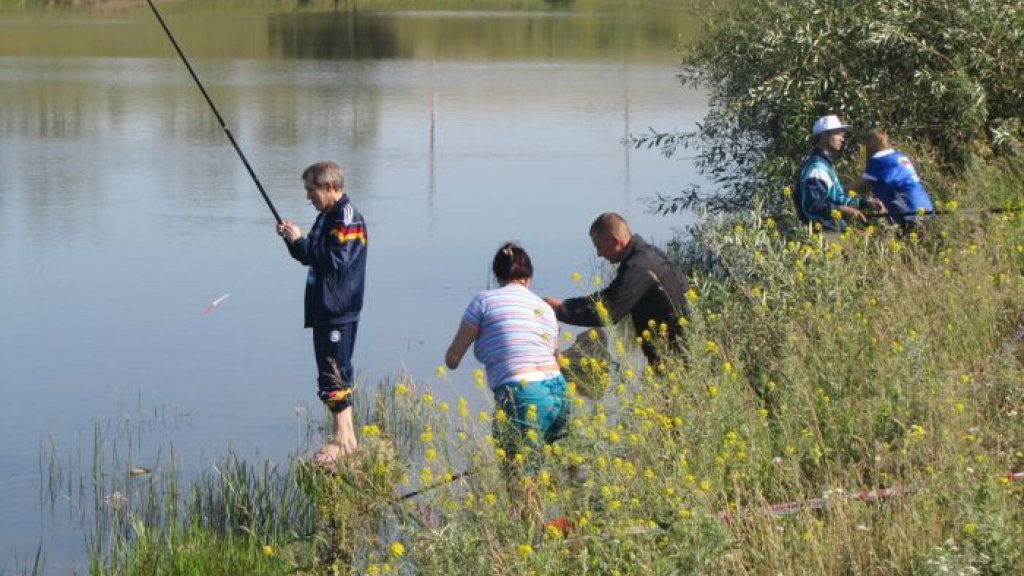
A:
0,9,694,61
266,10,693,61
268,13,401,60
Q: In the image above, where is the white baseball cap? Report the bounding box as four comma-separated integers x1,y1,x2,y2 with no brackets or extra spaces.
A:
811,115,851,136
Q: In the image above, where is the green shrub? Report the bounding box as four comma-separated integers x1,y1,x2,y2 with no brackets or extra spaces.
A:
636,0,1024,213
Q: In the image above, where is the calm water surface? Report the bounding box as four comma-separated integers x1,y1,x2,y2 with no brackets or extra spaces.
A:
0,7,704,568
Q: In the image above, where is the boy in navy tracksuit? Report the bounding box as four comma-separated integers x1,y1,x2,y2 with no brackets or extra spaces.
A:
277,161,367,465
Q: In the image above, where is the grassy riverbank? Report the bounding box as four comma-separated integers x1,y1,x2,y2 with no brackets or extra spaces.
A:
0,0,688,13
64,154,1023,574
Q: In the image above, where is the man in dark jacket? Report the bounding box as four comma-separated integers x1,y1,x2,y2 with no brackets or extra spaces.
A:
544,213,689,365
277,161,367,465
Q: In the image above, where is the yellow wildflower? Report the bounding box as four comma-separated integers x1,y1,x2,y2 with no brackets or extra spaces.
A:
525,404,538,422
389,542,405,558
261,545,274,557
435,365,446,377
517,544,534,557
571,271,582,283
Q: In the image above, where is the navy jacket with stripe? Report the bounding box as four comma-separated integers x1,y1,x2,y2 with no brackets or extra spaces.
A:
286,196,367,328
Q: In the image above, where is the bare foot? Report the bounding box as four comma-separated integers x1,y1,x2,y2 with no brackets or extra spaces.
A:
331,408,359,455
312,442,348,469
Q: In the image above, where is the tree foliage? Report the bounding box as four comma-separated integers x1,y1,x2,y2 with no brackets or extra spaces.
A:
637,0,1024,214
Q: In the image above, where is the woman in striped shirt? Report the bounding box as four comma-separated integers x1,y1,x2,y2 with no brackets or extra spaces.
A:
445,242,570,472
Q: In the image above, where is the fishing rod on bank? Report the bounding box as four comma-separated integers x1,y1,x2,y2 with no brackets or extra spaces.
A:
867,206,1024,220
145,0,283,224
761,204,1024,225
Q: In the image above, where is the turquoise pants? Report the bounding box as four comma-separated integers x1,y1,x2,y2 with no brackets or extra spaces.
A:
492,374,570,473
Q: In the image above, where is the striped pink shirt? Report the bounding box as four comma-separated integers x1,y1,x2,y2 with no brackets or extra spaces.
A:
462,283,559,390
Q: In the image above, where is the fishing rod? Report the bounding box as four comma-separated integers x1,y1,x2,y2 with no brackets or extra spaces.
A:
397,470,471,501
868,206,1024,219
145,0,283,224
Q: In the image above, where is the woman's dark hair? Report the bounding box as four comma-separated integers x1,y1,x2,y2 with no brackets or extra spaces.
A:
492,242,533,285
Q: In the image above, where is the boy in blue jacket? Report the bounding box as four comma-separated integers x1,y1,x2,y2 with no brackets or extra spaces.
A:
852,128,934,227
277,161,368,465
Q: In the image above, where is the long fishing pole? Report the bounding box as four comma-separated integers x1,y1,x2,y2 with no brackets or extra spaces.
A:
145,0,283,224
764,205,1023,223
397,470,471,501
868,206,1024,219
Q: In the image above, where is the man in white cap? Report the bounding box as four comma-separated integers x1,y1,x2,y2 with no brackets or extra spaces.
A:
795,114,883,231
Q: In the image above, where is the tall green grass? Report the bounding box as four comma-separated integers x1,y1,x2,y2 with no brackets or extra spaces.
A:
55,156,1022,575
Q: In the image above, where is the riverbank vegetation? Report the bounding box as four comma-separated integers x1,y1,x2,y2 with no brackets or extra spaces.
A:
635,0,1024,214
0,0,685,13
69,158,1023,575
31,0,1024,574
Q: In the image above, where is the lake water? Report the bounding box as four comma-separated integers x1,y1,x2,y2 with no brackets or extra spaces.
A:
0,5,704,568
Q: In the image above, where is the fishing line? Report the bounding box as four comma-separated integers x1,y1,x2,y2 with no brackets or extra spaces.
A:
200,234,281,316
143,1,295,313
